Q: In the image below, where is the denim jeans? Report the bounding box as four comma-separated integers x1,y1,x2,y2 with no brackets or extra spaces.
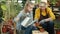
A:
23,21,54,34
24,25,37,34
40,21,54,34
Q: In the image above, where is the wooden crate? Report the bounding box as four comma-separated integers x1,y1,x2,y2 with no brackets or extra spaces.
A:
32,30,40,34
32,30,49,34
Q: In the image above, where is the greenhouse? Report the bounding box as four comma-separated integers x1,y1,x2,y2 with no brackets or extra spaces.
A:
0,0,60,34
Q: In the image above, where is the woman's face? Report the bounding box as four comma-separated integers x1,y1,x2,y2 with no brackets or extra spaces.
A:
39,2,47,10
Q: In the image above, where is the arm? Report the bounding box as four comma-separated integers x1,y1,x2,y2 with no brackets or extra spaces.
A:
40,8,55,22
34,8,40,21
44,8,56,22
39,8,56,23
34,8,40,26
14,11,23,22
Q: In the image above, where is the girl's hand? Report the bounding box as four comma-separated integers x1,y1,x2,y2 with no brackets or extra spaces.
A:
35,22,40,27
39,20,45,24
44,18,52,22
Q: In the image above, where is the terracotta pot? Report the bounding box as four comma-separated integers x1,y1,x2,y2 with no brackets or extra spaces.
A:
56,29,60,34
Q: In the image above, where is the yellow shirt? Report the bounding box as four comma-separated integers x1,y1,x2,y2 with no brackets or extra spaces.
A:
34,7,55,20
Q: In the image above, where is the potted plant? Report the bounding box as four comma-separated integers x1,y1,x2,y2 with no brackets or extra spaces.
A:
55,22,60,34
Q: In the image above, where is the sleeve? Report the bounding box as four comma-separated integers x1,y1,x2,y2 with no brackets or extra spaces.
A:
34,8,40,20
48,8,56,20
16,11,23,18
31,11,33,20
14,11,23,22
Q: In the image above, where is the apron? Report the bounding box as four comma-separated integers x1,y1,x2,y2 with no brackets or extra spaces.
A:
39,8,49,22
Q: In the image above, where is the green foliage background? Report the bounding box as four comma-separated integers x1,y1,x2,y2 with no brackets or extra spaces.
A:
0,0,60,29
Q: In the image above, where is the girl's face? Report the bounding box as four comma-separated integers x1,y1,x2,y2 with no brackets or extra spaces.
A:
27,4,34,12
39,2,47,10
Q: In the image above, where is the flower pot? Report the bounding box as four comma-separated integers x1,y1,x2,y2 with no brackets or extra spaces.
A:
56,29,60,34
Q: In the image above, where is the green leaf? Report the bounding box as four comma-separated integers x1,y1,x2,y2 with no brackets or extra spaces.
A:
1,5,7,10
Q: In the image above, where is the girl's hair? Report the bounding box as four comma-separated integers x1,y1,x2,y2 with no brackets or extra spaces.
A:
24,1,34,10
